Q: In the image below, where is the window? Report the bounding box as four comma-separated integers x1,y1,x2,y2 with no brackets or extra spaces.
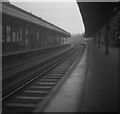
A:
37,32,39,40
2,26,5,42
25,29,28,35
6,26,11,42
25,28,29,45
12,27,17,43
12,32,16,42
16,31,19,43
20,29,23,43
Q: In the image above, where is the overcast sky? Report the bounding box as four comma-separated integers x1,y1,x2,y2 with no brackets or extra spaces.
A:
9,0,85,34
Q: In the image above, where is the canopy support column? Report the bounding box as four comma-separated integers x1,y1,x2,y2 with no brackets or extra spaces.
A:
94,34,97,47
105,22,109,54
98,32,100,49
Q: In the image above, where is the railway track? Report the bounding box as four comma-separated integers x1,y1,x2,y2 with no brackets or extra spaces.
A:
2,43,85,113
3,46,72,98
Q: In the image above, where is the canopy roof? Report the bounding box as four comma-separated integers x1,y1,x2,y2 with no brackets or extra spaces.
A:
77,2,119,37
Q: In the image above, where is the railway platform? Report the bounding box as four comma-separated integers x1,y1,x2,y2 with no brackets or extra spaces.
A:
41,41,118,112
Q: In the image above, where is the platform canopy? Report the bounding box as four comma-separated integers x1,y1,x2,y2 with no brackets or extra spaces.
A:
77,2,119,37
